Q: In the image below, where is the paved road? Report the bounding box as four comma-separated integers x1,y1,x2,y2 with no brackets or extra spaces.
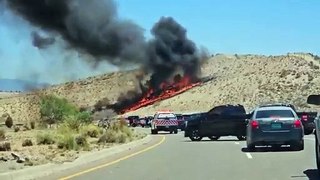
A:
54,130,318,180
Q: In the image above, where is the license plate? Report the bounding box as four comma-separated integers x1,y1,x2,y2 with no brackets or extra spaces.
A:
271,123,282,129
166,126,169,128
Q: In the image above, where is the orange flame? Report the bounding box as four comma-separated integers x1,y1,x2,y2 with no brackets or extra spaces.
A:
121,75,200,113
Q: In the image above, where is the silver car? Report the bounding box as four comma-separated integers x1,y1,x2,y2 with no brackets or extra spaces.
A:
246,105,304,151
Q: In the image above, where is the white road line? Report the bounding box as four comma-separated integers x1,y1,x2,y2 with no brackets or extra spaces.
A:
305,138,315,141
235,142,240,145
246,153,253,159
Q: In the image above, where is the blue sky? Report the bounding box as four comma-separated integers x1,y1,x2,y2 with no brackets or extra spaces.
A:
0,0,320,83
116,0,320,55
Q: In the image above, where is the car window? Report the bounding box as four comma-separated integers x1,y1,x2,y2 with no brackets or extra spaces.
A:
156,113,177,119
255,110,294,118
222,107,245,116
208,106,224,115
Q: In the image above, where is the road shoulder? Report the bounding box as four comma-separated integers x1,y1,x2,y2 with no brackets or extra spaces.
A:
0,134,164,180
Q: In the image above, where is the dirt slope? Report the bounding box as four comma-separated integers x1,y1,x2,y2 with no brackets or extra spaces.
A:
126,53,320,116
1,53,320,122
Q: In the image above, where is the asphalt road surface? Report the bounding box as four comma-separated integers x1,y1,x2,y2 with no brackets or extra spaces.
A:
54,130,318,180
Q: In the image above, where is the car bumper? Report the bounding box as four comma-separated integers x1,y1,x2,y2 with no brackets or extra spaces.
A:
248,129,303,145
154,126,178,131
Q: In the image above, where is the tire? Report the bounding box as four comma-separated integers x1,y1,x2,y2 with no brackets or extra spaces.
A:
291,140,304,151
237,136,246,141
305,129,314,135
208,136,220,141
174,129,178,134
151,129,158,135
247,143,255,151
189,129,202,141
316,135,320,174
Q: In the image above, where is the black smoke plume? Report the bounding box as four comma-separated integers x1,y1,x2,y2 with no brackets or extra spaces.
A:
6,0,147,65
31,31,55,49
5,0,207,113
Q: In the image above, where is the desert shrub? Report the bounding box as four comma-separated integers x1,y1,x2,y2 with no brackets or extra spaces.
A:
74,134,89,150
14,126,20,132
104,130,118,143
3,114,13,128
0,129,5,140
22,139,33,147
117,133,127,143
99,130,131,144
39,95,78,125
63,115,82,132
36,132,55,145
0,142,11,151
30,121,36,129
97,133,107,144
56,133,77,150
80,124,101,138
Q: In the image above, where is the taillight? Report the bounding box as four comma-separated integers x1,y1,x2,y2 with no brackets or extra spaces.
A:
294,120,302,128
301,115,308,121
251,120,259,129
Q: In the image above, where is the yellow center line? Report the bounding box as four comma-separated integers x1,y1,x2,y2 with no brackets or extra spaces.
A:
59,135,166,180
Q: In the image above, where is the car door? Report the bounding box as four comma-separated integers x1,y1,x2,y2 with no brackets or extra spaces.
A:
200,106,224,135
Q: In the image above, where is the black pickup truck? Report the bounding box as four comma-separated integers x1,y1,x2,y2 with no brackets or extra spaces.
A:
184,104,248,141
296,111,317,135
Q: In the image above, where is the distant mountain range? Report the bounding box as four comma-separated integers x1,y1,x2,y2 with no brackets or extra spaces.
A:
0,79,51,92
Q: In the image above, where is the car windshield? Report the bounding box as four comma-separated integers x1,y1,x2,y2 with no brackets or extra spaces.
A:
157,113,176,119
256,110,294,118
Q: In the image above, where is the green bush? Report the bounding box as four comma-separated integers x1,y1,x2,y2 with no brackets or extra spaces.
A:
36,132,55,145
56,133,77,150
63,115,82,132
77,111,92,124
39,95,79,124
97,121,133,144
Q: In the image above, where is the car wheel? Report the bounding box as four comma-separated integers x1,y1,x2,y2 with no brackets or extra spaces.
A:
208,136,220,141
247,143,255,151
291,140,304,151
174,129,178,134
305,129,314,135
237,136,246,141
189,129,202,141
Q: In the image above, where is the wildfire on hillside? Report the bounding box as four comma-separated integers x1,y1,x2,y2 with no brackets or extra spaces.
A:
107,75,214,114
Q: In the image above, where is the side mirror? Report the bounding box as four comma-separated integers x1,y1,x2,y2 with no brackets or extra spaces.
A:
307,95,320,105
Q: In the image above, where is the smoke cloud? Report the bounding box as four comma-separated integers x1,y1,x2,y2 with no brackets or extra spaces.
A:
31,31,55,49
3,0,207,105
6,0,147,66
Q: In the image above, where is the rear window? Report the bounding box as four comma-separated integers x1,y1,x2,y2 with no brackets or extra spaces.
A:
255,110,294,118
156,113,177,119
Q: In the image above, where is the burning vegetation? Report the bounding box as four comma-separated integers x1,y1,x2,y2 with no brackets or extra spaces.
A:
4,0,208,114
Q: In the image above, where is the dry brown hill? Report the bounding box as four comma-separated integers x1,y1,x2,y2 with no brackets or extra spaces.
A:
1,53,320,122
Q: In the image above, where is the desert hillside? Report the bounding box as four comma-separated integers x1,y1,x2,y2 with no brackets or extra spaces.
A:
1,53,320,122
